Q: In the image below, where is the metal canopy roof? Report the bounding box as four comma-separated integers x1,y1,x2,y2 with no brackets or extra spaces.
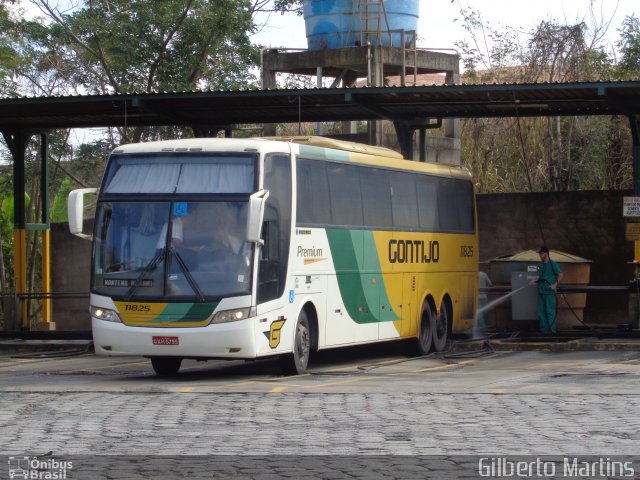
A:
1,81,639,131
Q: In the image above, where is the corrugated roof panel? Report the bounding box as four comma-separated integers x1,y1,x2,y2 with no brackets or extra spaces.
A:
0,81,638,130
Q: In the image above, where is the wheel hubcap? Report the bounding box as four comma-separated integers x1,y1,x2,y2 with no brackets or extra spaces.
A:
437,310,447,338
420,315,430,347
297,324,309,359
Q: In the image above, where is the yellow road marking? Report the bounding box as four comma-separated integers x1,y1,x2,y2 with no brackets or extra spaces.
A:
299,374,376,389
213,379,279,389
179,387,195,393
270,386,287,393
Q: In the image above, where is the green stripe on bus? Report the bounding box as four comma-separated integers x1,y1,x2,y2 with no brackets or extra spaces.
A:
299,144,350,162
326,229,398,323
363,231,397,322
150,302,218,323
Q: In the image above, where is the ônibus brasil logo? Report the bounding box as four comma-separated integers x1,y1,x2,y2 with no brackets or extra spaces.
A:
8,456,73,479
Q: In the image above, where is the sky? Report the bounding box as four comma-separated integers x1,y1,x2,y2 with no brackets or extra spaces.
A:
253,0,637,53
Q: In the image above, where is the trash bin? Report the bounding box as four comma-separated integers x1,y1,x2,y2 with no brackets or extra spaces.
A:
489,250,592,330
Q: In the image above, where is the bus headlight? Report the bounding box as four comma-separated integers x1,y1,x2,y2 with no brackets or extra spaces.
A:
90,306,123,323
210,307,254,324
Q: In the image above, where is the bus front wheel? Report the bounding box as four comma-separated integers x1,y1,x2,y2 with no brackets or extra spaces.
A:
279,310,311,375
150,356,182,376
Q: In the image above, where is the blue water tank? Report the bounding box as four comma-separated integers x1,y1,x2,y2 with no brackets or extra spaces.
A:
303,0,419,51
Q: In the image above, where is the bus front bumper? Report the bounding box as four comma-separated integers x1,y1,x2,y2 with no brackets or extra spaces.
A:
91,317,258,359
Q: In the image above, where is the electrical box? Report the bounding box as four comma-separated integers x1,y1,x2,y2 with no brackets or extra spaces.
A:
511,270,538,321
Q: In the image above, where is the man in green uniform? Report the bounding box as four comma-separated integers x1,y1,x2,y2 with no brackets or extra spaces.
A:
530,246,563,334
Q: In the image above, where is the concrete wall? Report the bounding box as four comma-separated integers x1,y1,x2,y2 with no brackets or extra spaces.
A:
382,134,461,164
51,222,92,330
49,190,634,330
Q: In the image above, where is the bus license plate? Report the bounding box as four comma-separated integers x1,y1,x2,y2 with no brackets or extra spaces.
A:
152,336,179,346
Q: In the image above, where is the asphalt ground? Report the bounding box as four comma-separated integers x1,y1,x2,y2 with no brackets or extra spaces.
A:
1,333,640,394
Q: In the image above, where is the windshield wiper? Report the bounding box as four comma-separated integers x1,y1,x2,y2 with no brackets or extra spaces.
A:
124,246,205,302
125,248,166,300
171,247,205,302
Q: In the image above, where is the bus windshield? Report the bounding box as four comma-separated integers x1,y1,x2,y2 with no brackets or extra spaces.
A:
92,201,254,300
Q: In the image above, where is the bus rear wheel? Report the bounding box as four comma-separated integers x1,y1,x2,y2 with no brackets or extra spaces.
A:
414,302,434,356
151,356,182,376
279,310,311,375
432,301,449,352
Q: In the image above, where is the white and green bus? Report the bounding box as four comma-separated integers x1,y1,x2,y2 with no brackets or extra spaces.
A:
69,136,478,376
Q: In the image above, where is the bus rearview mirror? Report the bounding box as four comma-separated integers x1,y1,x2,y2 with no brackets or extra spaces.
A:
68,188,98,240
247,189,269,244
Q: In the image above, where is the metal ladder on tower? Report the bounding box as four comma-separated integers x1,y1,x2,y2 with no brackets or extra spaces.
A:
357,0,418,86
358,0,389,48
403,29,418,86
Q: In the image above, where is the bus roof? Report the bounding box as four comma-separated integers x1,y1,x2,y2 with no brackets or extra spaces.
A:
267,136,404,160
111,137,279,154
110,136,472,181
279,136,471,181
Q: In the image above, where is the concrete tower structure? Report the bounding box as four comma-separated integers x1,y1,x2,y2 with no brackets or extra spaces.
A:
261,0,460,164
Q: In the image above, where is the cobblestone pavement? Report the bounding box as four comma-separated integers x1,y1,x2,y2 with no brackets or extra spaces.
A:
1,391,639,457
1,349,640,478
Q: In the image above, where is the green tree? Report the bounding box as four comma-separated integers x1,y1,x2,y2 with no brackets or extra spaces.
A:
455,5,633,193
617,15,640,78
255,0,302,16
0,0,25,97
29,0,262,143
35,0,258,93
49,177,72,223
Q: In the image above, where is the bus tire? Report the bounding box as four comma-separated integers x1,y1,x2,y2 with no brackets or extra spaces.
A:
432,301,449,352
150,356,182,376
279,310,311,375
414,302,434,356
